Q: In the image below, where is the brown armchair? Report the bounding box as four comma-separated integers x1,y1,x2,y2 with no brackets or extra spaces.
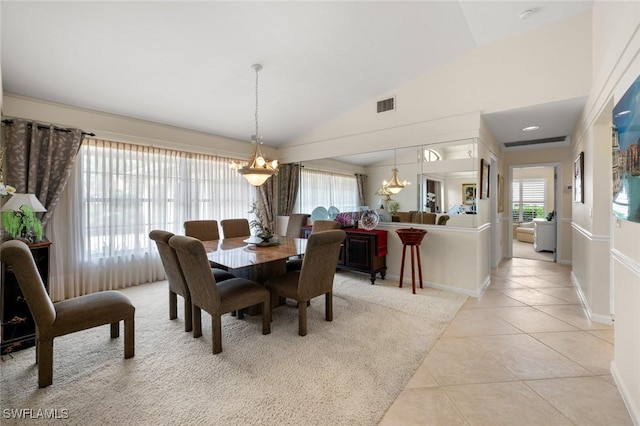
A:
184,220,220,241
168,235,271,354
265,230,346,336
0,240,135,388
220,218,251,238
149,230,235,333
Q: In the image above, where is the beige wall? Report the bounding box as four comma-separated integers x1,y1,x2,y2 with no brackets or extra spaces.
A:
573,2,640,422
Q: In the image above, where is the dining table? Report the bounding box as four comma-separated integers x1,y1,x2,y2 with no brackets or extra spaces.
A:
201,236,307,284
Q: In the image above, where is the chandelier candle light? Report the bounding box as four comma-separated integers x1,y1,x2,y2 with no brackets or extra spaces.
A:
383,149,410,194
237,64,279,186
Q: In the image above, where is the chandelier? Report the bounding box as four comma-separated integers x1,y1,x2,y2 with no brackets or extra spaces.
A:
382,149,410,194
237,64,279,186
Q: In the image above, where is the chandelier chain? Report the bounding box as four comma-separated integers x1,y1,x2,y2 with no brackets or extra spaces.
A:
254,66,260,140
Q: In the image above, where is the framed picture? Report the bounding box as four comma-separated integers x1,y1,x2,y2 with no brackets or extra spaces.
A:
462,183,476,205
573,151,584,203
480,158,490,199
497,174,504,213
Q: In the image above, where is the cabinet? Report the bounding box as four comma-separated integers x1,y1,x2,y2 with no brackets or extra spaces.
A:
534,221,556,252
1,240,51,355
303,227,387,284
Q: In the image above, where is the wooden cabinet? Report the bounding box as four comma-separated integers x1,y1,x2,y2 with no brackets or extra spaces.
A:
303,227,387,284
1,240,51,355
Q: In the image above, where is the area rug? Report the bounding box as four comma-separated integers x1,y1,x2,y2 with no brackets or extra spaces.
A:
0,271,466,425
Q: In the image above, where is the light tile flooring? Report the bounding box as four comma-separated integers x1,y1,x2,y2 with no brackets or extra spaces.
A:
380,257,633,425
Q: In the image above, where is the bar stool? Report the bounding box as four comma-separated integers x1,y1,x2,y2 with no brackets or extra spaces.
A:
396,228,427,294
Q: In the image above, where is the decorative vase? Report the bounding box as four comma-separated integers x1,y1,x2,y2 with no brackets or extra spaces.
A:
360,209,379,230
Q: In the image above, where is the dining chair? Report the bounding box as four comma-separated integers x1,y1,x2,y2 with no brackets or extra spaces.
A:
265,229,346,336
0,240,135,388
220,218,251,239
168,235,271,354
285,214,310,237
184,220,220,241
437,215,450,225
149,230,235,333
286,220,341,272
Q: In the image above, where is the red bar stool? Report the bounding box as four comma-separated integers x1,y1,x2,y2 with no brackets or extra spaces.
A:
396,228,427,294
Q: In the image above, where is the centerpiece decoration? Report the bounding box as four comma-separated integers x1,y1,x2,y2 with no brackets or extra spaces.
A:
248,201,273,243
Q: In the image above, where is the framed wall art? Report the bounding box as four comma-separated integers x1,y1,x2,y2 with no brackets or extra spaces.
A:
573,151,584,203
462,183,476,205
497,174,504,213
480,158,490,199
612,73,640,223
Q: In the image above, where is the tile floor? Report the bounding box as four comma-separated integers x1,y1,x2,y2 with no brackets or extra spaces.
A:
380,257,633,425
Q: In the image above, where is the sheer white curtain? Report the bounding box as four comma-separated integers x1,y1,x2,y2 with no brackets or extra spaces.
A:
49,139,254,300
295,168,359,214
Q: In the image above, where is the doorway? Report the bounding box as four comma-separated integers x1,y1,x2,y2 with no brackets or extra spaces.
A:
509,164,558,262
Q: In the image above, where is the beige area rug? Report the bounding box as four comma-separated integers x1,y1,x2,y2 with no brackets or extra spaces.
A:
512,238,555,262
0,271,466,425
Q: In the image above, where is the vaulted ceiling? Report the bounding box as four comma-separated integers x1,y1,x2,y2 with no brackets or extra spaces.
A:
2,1,592,153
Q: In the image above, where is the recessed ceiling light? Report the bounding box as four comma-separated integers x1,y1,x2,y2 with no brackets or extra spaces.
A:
522,125,540,131
518,9,535,20
615,110,631,117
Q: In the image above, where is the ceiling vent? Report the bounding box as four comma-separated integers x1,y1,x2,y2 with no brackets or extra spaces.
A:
377,97,395,113
504,136,566,148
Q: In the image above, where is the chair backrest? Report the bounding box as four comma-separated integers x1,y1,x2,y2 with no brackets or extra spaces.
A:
220,219,251,239
168,235,222,312
412,212,436,225
311,220,341,233
285,214,310,237
149,230,190,297
437,215,450,226
298,230,346,300
184,220,220,241
0,240,56,329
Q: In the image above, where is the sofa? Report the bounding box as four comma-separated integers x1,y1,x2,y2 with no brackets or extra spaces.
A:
516,221,535,243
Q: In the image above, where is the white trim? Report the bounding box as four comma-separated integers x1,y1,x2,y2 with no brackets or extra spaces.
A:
571,221,610,242
384,273,481,297
611,361,640,425
611,248,640,277
571,271,614,325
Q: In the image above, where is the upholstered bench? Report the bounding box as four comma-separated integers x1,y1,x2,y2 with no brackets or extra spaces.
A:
516,222,535,243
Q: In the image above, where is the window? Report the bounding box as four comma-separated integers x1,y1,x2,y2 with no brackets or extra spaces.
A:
423,149,441,162
512,178,546,222
296,168,359,214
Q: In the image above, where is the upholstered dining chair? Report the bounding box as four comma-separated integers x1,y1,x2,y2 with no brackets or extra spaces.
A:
437,215,450,226
168,235,271,354
184,220,220,241
220,218,251,239
0,240,135,388
265,229,346,336
286,220,341,272
285,214,310,237
149,230,235,333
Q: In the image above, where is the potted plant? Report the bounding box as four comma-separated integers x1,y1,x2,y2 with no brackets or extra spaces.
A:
248,201,273,242
1,204,44,243
388,200,400,215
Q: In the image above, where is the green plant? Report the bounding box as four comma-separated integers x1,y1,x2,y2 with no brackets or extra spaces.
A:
388,200,400,215
248,201,271,238
1,205,44,242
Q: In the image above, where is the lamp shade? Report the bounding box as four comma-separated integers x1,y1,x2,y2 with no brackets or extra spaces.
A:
0,193,47,213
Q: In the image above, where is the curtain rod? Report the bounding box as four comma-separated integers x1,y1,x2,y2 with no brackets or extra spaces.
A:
1,119,96,137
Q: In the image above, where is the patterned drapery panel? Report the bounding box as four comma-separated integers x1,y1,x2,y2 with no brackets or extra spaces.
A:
258,175,276,233
3,119,84,226
356,173,368,207
277,163,300,215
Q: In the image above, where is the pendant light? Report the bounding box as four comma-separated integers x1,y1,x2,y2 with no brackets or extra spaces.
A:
382,149,410,194
237,64,279,186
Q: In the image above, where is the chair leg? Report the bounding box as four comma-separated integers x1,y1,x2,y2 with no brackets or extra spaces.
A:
38,338,53,388
183,297,193,332
169,290,177,320
237,309,245,319
124,317,135,359
110,322,120,338
193,306,203,338
262,299,271,335
298,300,307,336
325,292,333,322
212,315,222,354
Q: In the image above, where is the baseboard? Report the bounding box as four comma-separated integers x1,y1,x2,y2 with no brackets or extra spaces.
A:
389,272,480,297
611,361,640,425
571,272,614,325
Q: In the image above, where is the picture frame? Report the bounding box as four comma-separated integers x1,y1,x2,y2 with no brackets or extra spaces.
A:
480,158,490,199
573,151,584,203
497,174,504,213
462,183,476,205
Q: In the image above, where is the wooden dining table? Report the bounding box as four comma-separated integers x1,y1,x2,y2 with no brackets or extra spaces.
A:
201,236,307,284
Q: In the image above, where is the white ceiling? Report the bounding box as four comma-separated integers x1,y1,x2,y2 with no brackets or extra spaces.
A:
1,1,592,153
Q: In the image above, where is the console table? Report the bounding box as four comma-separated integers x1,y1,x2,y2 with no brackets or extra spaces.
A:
1,239,52,355
303,227,387,284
